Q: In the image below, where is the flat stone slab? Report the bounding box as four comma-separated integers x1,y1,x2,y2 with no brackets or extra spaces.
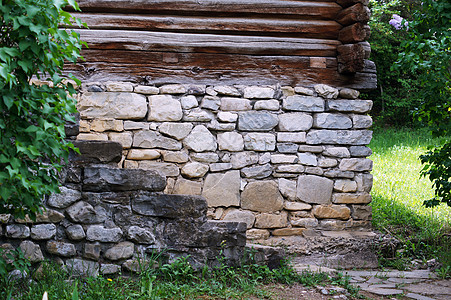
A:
363,287,404,296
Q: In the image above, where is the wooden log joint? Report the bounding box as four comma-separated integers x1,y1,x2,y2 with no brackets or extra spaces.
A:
336,0,370,9
339,23,370,43
336,3,371,26
337,43,366,74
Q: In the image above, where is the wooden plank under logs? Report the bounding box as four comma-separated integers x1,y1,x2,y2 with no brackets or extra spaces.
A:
63,49,377,90
77,29,341,57
74,0,342,19
71,13,342,39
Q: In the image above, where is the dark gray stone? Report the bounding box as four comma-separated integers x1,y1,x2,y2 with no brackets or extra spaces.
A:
349,146,372,157
104,242,134,261
46,241,76,257
277,143,299,154
238,112,278,131
30,224,56,240
70,140,122,164
83,167,166,192
132,193,207,219
84,243,101,260
66,259,99,277
66,201,107,224
66,225,86,240
127,226,156,244
86,225,123,243
47,187,81,209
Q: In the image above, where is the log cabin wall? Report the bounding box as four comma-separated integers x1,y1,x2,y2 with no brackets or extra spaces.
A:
66,0,376,89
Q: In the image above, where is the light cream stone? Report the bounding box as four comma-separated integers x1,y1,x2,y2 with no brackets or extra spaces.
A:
180,95,198,109
159,84,186,94
284,202,312,211
241,181,283,212
323,147,350,158
318,157,338,168
105,82,134,92
314,84,339,99
277,132,306,143
282,86,295,97
339,158,373,171
183,125,217,152
209,163,232,172
223,209,255,229
124,160,139,169
290,217,318,228
276,165,304,173
334,180,357,192
202,171,240,207
332,193,372,204
161,150,189,163
254,100,279,111
159,122,193,140
207,120,236,131
217,132,244,151
294,87,314,96
181,162,209,178
172,178,202,195
190,152,219,163
313,113,352,129
217,111,238,122
214,86,241,96
352,115,373,129
298,145,323,153
78,92,147,120
164,177,176,194
305,166,324,175
270,154,298,164
313,205,351,220
109,132,133,148
296,175,333,204
90,119,123,132
259,152,271,164
278,113,313,131
247,229,270,240
124,121,149,130
272,228,304,236
200,95,220,110
134,85,159,95
298,153,317,166
355,173,373,192
254,212,288,228
328,100,373,113
148,95,183,122
138,161,180,177
243,86,275,99
339,88,360,99
79,120,90,132
127,149,160,160
77,133,108,141
220,97,252,111
278,178,297,200
244,133,276,151
230,151,259,169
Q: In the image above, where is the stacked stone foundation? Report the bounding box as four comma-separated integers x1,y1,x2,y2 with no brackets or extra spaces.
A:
74,82,375,251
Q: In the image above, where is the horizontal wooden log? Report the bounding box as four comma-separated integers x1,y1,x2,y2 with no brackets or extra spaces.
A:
74,0,342,19
336,0,369,8
62,49,376,89
336,3,370,26
338,23,370,43
71,13,342,39
337,43,366,73
76,29,340,57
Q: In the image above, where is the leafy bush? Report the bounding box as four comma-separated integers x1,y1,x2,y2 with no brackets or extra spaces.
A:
0,0,83,219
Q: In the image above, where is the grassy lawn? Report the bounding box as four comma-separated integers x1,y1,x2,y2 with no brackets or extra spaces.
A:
370,127,451,273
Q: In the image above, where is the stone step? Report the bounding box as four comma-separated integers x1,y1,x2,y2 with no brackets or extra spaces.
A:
70,140,123,164
83,166,166,192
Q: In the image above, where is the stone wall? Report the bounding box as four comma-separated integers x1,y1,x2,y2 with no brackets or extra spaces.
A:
75,82,374,248
0,140,247,275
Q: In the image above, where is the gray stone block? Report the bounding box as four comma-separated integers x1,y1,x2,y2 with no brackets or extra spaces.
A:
238,112,278,131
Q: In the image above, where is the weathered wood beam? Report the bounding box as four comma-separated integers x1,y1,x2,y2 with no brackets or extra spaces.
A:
336,3,370,26
337,43,366,73
338,23,370,43
76,29,340,57
74,0,341,19
71,13,342,39
336,0,369,9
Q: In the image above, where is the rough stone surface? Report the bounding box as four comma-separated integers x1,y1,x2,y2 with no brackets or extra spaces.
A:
241,164,272,179
47,187,82,209
159,84,185,94
306,130,372,145
181,162,209,178
241,181,283,212
278,113,313,131
244,133,276,151
290,217,318,228
314,113,352,129
214,86,241,96
90,119,124,132
246,229,270,240
328,100,373,113
173,178,203,195
100,264,121,275
134,85,159,95
296,175,333,204
46,241,76,257
352,115,373,129
138,161,180,177
243,86,274,99
66,225,86,241
6,225,30,238
127,226,156,244
202,171,240,207
159,122,193,140
104,242,134,261
66,259,99,277
278,179,297,200
314,84,339,99
238,112,278,131
133,130,182,150
271,154,298,164
223,209,255,229
161,150,189,163
333,193,372,204
334,180,357,192
283,95,325,112
217,111,238,122
180,95,198,109
255,212,288,228
66,201,107,224
298,153,318,166
86,226,123,242
217,132,244,151
254,100,279,110
339,88,360,99
183,125,217,152
284,202,312,211
183,108,214,122
220,98,252,111
109,132,133,148
349,146,372,157
20,241,44,263
127,149,160,160
313,205,351,220
277,143,298,153
339,158,373,171
294,87,314,96
277,132,306,143
30,224,56,240
79,92,147,120
201,96,221,110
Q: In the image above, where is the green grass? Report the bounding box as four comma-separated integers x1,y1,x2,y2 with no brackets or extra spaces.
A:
1,254,361,300
370,127,451,272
